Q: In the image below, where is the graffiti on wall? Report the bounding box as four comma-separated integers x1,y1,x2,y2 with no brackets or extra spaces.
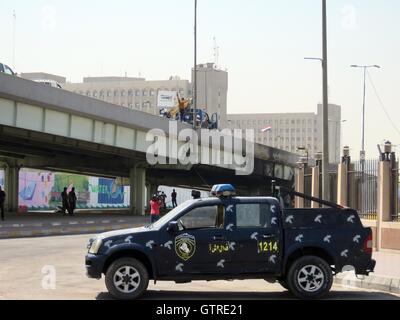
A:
0,169,130,210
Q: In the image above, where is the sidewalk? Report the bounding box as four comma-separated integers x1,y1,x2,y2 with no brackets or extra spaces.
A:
0,210,149,239
334,250,400,295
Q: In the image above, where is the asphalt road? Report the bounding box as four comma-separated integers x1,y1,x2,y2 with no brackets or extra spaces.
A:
0,234,399,300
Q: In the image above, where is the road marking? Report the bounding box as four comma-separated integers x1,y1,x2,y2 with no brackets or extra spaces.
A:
52,223,61,226
69,222,79,225
102,220,111,224
86,221,95,224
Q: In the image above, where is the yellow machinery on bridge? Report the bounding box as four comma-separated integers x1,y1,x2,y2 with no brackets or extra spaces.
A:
166,93,191,119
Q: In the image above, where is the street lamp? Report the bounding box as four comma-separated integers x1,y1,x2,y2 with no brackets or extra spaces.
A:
350,64,381,162
303,1,329,202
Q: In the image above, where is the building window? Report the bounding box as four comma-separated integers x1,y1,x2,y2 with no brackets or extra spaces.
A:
114,90,119,97
128,90,133,97
86,91,91,96
150,89,155,96
135,90,140,96
142,90,148,96
107,90,112,97
99,90,105,98
93,91,98,98
121,90,126,97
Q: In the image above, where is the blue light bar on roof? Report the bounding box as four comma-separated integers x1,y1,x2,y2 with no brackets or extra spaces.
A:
211,184,236,197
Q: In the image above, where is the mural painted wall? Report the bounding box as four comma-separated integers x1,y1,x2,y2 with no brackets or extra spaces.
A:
0,168,130,211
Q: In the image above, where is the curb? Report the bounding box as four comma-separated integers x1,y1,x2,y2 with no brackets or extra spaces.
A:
0,223,141,239
334,272,400,295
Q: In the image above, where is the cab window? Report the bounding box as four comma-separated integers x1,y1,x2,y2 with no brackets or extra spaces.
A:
4,65,14,75
236,203,272,228
179,205,225,231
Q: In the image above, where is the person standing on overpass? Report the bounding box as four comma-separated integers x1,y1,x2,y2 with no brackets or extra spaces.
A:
0,186,6,221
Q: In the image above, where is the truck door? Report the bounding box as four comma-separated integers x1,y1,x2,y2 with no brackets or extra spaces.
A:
228,200,282,274
156,203,231,276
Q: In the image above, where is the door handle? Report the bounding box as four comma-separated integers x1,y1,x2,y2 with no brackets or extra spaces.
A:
263,234,275,239
213,235,226,241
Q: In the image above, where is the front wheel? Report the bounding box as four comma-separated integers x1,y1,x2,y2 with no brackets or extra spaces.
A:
105,258,149,300
287,255,333,300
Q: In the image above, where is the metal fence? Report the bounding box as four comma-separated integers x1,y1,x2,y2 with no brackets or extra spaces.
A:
301,159,400,221
348,159,379,220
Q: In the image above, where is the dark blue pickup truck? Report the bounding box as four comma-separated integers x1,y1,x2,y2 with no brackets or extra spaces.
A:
86,184,375,300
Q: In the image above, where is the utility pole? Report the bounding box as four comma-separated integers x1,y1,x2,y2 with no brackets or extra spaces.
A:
350,65,381,163
193,0,198,129
322,0,330,202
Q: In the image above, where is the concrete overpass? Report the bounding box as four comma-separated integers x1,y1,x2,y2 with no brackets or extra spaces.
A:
0,73,299,215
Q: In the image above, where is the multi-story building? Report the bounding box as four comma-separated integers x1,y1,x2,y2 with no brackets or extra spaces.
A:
62,76,192,116
227,104,342,163
193,63,228,128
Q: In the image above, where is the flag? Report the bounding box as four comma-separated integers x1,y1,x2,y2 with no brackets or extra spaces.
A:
261,126,272,133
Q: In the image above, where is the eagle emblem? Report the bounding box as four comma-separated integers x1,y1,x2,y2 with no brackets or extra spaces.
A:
175,233,196,261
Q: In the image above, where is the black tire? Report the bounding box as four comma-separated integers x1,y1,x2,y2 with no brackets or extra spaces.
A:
105,258,149,300
287,255,333,300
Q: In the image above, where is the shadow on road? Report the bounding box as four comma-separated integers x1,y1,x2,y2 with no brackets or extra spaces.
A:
96,289,400,300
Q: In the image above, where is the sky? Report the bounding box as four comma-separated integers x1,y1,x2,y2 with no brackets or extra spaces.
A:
0,0,399,160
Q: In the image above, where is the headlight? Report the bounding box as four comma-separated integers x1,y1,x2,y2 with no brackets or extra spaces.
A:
88,238,103,255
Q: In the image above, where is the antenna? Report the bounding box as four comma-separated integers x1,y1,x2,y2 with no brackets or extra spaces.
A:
213,37,219,68
12,10,16,70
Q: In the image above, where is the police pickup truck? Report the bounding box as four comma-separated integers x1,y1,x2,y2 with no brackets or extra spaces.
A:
85,184,375,300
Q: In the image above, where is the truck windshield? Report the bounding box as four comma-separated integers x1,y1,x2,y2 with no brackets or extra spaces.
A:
149,200,194,229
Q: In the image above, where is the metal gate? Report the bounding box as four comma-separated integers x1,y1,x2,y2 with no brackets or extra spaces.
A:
348,159,379,219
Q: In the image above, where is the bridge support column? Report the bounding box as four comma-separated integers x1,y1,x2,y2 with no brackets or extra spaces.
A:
5,164,19,213
130,167,146,216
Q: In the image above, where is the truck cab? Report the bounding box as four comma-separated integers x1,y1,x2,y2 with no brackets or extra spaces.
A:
86,184,375,300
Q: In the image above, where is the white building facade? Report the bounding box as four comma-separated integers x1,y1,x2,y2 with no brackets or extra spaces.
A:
227,104,341,163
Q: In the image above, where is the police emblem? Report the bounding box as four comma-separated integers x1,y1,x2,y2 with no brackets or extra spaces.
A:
175,233,196,261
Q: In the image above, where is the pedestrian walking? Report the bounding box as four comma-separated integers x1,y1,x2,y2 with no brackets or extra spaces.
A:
68,187,77,216
161,191,167,209
0,186,6,221
61,187,69,216
149,195,162,224
171,189,178,208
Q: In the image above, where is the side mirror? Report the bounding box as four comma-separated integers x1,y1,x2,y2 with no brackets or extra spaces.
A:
167,221,179,234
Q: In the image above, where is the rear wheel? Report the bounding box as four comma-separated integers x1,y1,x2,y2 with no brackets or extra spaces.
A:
105,258,149,300
287,255,333,299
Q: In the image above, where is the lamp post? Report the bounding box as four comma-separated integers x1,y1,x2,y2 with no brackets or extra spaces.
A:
350,65,380,162
302,1,330,202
